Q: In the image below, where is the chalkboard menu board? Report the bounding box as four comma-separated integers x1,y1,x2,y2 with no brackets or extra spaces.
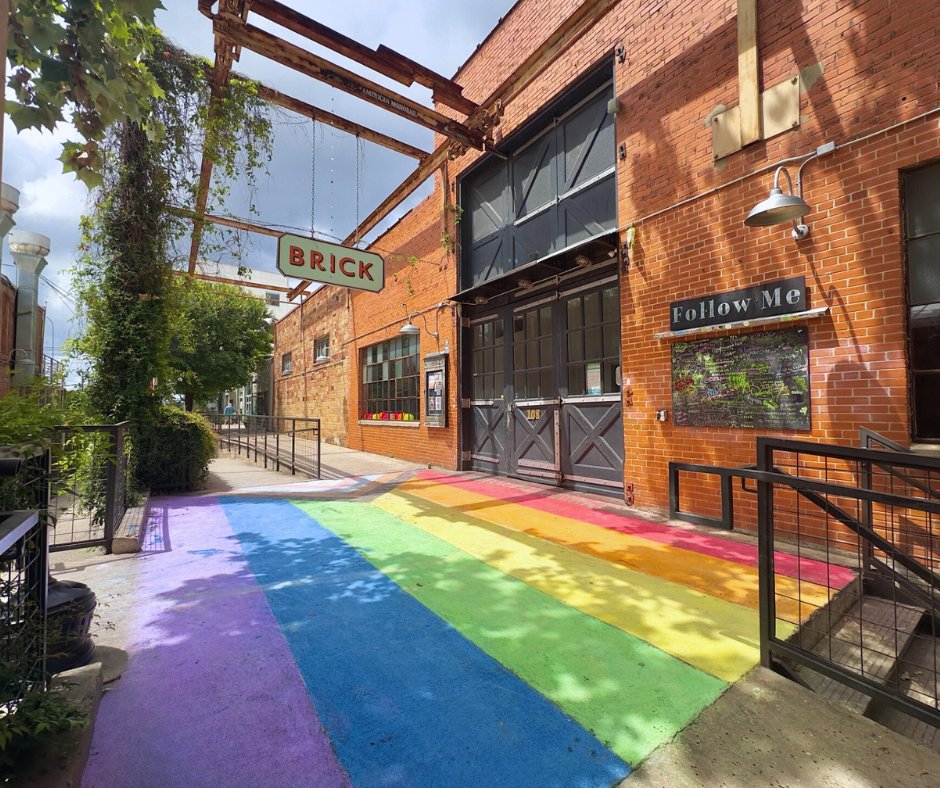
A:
672,327,810,429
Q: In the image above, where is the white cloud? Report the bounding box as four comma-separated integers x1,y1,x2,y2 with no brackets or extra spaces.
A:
18,172,89,224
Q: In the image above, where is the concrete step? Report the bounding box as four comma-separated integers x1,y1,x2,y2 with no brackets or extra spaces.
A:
869,627,940,752
795,595,924,715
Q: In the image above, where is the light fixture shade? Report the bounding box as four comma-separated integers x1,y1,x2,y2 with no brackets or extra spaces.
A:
744,187,812,227
399,321,420,335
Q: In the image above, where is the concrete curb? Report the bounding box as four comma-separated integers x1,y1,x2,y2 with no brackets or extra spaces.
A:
622,666,940,787
14,663,103,787
112,492,150,554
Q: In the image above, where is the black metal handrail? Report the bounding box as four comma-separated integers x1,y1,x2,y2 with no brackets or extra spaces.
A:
0,510,49,712
204,414,321,479
756,437,940,728
860,427,940,501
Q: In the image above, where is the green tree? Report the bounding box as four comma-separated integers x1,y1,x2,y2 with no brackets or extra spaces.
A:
71,39,272,486
170,279,273,412
7,0,166,187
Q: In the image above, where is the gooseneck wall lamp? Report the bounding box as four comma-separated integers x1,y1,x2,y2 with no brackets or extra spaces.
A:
744,143,836,241
399,302,447,340
744,165,812,240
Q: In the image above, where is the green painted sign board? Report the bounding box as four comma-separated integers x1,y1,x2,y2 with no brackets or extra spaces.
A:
276,233,385,293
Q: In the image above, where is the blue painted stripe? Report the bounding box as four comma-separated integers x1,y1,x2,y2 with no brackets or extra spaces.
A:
221,498,630,788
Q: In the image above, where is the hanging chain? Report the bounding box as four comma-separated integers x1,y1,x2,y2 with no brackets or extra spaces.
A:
310,117,316,237
354,135,362,245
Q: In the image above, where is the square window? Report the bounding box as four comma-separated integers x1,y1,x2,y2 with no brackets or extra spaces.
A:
281,352,293,375
360,337,420,419
314,334,330,362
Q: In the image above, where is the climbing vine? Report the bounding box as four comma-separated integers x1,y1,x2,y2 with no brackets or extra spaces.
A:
71,37,274,486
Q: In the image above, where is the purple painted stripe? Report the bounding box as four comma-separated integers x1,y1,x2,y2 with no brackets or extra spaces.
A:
81,496,349,788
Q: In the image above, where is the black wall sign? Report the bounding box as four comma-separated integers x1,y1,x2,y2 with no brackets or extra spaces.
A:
669,276,806,331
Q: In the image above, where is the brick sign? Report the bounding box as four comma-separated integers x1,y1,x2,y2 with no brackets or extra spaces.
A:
669,276,806,331
277,234,384,293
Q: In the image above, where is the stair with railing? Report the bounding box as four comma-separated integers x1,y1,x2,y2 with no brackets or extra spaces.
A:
761,430,940,750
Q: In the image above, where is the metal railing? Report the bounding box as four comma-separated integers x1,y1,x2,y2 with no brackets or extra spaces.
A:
756,437,940,728
204,414,321,479
46,423,130,552
669,436,940,728
0,423,130,553
0,510,49,716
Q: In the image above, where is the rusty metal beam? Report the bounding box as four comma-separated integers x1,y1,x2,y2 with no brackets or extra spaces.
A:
250,0,477,115
288,0,619,300
256,84,427,160
170,206,287,238
215,18,483,149
174,270,294,293
187,2,249,274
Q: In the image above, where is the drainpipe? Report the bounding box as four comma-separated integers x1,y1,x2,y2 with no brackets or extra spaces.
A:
1,183,18,239
9,230,50,386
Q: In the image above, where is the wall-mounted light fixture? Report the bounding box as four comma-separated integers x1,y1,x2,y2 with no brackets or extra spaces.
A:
744,166,811,240
400,302,448,339
744,143,835,241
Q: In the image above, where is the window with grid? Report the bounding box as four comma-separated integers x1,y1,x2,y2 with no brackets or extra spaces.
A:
905,161,940,440
471,318,504,399
361,335,420,419
512,305,554,399
281,352,292,375
314,334,329,362
565,285,620,396
265,292,280,306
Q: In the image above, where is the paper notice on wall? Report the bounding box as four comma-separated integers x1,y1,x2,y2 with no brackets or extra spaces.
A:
586,362,602,395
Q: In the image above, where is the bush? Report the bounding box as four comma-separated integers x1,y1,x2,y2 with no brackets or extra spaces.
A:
134,406,216,493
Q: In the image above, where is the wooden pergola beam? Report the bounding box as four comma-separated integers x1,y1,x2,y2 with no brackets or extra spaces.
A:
214,18,483,149
250,0,477,116
257,84,428,160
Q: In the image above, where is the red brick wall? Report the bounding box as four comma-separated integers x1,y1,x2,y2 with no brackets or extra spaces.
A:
272,0,940,523
345,192,460,468
274,288,351,446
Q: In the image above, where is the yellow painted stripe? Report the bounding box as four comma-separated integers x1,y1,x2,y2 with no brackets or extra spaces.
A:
400,478,826,625
377,491,785,682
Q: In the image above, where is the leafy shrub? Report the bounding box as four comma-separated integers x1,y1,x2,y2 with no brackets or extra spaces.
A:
0,662,86,776
134,406,216,493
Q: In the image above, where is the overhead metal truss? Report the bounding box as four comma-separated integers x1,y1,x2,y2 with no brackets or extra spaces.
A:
186,0,619,298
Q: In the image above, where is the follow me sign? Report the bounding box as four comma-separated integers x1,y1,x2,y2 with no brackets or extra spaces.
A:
276,234,385,293
669,276,806,331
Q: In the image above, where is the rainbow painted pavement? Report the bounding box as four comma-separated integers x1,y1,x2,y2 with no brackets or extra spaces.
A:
83,470,854,788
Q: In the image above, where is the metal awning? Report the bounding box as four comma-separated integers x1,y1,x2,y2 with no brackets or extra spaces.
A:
450,231,620,305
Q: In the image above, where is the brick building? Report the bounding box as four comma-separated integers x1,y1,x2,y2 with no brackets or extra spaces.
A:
1,273,46,397
273,0,940,526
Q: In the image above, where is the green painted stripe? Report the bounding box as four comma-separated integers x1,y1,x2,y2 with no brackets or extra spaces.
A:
376,490,761,682
293,499,726,767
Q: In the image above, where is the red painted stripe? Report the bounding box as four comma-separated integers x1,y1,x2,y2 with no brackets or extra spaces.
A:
412,471,855,589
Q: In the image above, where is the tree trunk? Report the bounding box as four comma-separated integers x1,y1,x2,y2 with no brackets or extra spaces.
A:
185,392,194,412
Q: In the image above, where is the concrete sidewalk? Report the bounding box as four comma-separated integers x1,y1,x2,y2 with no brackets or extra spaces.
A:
58,452,940,787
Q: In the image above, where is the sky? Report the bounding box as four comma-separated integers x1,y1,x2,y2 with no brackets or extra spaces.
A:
2,0,516,368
